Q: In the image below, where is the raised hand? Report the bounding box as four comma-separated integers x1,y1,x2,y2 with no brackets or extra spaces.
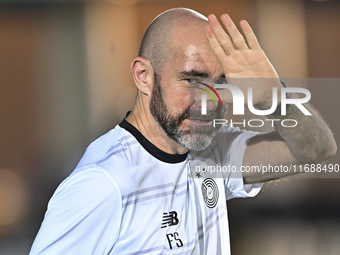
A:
205,14,282,109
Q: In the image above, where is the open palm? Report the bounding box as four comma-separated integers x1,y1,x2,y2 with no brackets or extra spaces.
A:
206,14,282,108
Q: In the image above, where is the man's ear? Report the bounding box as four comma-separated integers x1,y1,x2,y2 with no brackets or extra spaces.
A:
130,57,154,96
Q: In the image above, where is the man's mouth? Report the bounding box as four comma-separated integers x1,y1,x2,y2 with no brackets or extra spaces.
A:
189,118,213,125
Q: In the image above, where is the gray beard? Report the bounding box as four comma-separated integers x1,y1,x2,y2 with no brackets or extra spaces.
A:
149,73,227,151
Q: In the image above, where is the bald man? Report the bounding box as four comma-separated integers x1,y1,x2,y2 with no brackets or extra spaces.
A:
29,8,336,255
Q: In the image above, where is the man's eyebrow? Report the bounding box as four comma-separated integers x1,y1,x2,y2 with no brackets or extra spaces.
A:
180,70,210,78
180,70,226,79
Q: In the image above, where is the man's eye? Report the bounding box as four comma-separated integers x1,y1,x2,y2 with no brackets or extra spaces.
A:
214,78,227,90
185,78,201,84
215,78,227,85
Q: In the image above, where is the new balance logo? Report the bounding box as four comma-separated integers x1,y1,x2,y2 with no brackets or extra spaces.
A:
161,211,179,228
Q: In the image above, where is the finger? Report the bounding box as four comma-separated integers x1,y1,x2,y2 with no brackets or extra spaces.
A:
239,19,261,50
207,14,236,54
205,25,231,64
220,14,248,50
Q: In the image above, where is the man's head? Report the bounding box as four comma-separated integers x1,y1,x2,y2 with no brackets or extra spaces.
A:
138,8,207,74
131,8,227,151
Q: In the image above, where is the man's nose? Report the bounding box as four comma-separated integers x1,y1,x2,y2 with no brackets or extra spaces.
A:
191,91,218,112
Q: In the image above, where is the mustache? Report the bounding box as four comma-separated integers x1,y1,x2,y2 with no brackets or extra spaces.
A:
177,105,225,123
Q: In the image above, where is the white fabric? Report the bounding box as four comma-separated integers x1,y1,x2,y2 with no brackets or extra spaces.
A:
29,123,262,255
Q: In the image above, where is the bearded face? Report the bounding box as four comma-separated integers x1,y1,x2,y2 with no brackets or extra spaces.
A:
150,73,227,151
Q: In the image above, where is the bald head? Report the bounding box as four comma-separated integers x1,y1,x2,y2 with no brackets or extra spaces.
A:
138,8,208,74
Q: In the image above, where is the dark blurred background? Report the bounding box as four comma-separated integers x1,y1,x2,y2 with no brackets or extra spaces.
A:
0,0,339,254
